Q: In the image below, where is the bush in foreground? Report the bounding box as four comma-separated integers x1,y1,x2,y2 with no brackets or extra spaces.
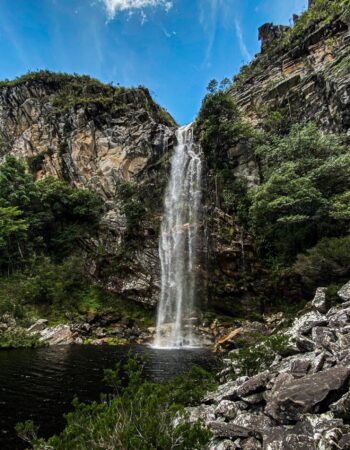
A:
17,353,215,449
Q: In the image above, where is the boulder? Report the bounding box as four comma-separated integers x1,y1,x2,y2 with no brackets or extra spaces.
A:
233,413,273,434
208,421,261,440
208,439,240,450
237,372,270,397
339,281,350,302
186,404,216,424
27,319,48,333
290,359,311,378
215,400,238,420
241,437,262,450
39,325,74,345
265,366,350,422
203,377,248,404
312,287,328,313
330,391,350,418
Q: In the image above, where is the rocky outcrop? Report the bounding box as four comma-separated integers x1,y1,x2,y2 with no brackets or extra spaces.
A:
230,11,350,135
0,74,176,306
188,280,350,449
258,23,290,50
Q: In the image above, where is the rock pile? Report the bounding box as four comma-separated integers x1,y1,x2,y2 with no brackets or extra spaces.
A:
188,281,350,449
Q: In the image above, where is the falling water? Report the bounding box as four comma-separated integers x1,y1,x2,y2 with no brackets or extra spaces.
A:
154,124,204,349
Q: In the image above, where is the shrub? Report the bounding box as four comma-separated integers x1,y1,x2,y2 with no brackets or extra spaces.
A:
230,335,289,377
18,354,214,449
249,123,350,261
294,235,350,289
0,327,43,349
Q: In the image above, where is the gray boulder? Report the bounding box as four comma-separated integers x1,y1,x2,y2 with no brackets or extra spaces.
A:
237,371,270,397
312,287,328,313
215,400,238,420
338,281,350,302
208,421,261,440
203,377,248,404
40,325,74,345
27,319,48,333
265,366,350,422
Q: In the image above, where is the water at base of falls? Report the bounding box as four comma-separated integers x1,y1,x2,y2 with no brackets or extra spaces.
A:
154,124,204,349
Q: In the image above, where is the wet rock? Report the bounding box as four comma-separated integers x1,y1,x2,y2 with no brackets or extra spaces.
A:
27,319,48,333
40,325,74,345
312,287,328,313
339,281,350,303
265,366,350,422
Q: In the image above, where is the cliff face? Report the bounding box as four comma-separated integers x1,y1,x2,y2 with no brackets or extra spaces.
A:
0,73,176,306
196,2,350,317
230,10,350,135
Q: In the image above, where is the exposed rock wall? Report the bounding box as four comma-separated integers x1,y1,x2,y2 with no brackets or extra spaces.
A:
230,16,350,135
0,76,176,306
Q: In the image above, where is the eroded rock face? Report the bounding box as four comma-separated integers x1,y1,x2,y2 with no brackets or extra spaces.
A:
230,15,350,136
0,78,176,306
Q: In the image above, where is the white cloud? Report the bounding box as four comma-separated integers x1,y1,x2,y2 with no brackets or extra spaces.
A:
99,0,173,20
234,19,251,62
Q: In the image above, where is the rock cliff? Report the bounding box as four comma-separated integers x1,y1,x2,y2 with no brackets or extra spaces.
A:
0,72,176,306
230,7,350,134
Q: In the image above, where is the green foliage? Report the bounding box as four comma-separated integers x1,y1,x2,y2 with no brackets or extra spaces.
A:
27,153,46,174
230,334,289,377
0,71,176,127
20,354,213,449
294,235,350,289
195,91,262,165
0,327,43,349
262,109,291,135
0,156,101,271
249,123,350,260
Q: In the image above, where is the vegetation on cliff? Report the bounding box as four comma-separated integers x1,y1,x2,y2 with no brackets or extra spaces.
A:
195,85,350,316
0,70,176,128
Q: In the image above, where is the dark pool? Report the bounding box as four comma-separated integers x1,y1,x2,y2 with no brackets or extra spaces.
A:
0,344,217,449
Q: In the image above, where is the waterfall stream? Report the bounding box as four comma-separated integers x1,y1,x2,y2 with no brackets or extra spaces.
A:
154,124,204,349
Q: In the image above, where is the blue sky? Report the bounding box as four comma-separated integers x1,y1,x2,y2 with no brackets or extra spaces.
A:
0,0,307,124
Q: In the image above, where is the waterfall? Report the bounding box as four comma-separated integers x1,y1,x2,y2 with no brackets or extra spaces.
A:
154,124,203,349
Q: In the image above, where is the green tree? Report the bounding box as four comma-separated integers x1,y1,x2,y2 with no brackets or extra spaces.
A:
0,207,29,270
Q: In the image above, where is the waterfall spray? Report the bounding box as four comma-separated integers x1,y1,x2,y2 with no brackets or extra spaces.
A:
154,124,203,348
